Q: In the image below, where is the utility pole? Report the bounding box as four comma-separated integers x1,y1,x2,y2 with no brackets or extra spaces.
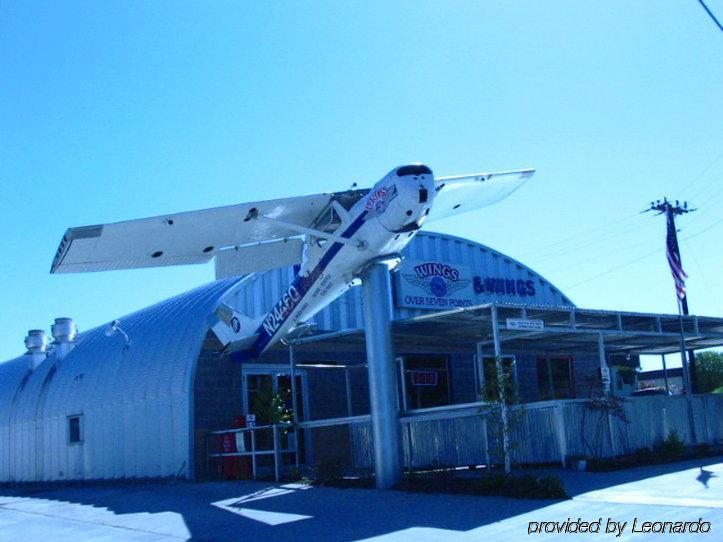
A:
648,198,698,443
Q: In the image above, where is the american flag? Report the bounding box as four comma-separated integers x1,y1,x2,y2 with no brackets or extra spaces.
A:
666,212,688,299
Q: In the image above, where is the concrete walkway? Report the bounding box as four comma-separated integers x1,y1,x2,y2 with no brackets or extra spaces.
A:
0,458,721,541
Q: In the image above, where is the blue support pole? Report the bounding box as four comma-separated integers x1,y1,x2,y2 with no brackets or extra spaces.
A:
361,261,402,489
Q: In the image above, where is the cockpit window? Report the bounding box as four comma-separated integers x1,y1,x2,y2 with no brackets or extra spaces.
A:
397,164,432,177
312,205,342,234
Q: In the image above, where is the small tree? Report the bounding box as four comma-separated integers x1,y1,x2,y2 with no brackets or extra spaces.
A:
695,352,723,394
252,379,292,426
580,375,630,459
482,361,525,473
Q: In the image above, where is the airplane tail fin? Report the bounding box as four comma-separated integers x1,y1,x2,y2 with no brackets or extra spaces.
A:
211,303,263,354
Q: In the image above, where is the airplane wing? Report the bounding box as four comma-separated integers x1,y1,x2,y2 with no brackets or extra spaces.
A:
214,238,305,278
50,192,345,274
429,169,535,222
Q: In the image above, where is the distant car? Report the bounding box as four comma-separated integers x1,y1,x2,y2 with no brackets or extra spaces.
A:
631,387,671,397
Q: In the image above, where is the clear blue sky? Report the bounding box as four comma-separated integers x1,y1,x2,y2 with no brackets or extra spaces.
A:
1,1,721,369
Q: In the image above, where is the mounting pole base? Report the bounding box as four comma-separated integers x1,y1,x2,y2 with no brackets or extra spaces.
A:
361,260,402,489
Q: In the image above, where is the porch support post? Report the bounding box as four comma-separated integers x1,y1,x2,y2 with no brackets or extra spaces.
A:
554,404,567,468
491,305,511,474
598,333,617,455
677,302,698,445
289,344,301,470
345,367,353,417
361,260,402,489
598,333,610,394
475,341,485,401
661,354,670,394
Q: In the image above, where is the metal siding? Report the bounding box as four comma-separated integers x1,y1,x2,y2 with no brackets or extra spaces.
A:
349,397,723,471
0,357,26,480
0,277,243,482
222,231,573,334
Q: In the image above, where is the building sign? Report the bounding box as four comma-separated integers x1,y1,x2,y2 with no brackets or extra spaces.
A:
397,260,475,310
506,318,544,331
410,370,438,386
396,257,545,310
474,276,536,298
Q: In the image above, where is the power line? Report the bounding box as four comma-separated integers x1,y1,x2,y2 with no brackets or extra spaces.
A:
542,231,665,276
522,214,653,264
560,215,721,291
684,189,722,229
563,247,661,290
681,238,722,308
697,0,723,32
518,212,644,260
689,171,723,202
680,150,723,196
684,216,723,239
520,154,722,263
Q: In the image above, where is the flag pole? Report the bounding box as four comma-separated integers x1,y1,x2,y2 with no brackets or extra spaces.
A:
676,296,698,445
648,198,698,446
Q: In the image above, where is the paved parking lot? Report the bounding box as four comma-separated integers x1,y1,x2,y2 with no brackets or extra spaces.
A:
0,458,721,541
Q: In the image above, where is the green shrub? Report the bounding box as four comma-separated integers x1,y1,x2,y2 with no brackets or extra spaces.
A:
693,443,712,458
587,438,718,472
632,447,654,463
475,473,567,499
655,430,685,459
695,352,723,393
396,472,568,500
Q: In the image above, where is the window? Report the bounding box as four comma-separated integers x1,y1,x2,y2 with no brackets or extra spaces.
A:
309,205,343,248
401,355,450,409
246,374,273,424
481,356,517,403
312,206,342,234
397,164,432,176
68,415,82,444
536,357,573,400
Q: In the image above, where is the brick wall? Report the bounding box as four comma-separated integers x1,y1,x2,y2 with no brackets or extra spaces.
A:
193,332,243,479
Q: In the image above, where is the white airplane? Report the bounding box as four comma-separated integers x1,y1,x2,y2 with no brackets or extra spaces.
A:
51,164,534,360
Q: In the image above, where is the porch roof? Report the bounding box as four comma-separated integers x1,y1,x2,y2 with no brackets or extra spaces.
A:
282,302,723,357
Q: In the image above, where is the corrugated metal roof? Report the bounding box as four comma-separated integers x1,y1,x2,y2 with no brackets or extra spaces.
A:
0,276,244,482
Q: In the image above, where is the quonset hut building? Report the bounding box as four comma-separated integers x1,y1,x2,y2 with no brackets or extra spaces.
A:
2,231,723,482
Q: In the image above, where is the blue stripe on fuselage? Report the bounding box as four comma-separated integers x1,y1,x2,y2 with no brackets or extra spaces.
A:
231,210,369,361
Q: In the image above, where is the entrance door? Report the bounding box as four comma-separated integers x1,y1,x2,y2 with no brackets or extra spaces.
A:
243,369,307,462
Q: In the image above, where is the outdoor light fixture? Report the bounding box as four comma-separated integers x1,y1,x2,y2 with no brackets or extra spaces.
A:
105,320,131,348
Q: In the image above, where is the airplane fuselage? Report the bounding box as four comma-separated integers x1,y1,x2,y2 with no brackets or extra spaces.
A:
235,164,436,359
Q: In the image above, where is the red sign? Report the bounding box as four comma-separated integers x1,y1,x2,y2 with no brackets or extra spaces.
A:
220,433,237,454
411,370,438,386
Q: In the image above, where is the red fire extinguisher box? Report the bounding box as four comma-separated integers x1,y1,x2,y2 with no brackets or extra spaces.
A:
220,415,254,479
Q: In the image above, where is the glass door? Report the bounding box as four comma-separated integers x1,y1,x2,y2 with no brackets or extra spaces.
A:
243,369,306,463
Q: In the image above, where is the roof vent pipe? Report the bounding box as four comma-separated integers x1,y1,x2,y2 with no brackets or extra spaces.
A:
51,317,77,359
24,329,48,370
